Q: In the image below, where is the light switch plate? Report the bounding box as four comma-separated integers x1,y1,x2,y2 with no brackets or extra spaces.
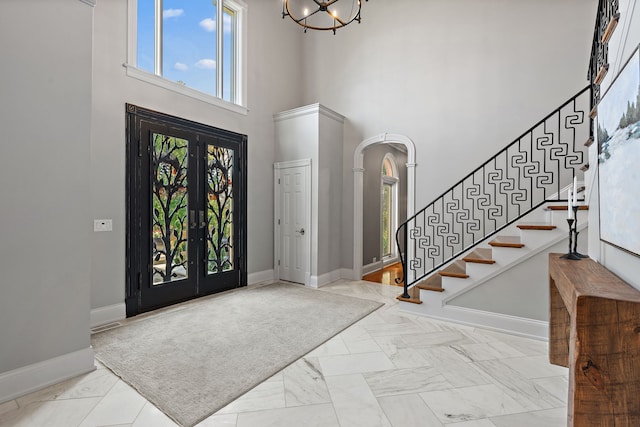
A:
94,219,113,232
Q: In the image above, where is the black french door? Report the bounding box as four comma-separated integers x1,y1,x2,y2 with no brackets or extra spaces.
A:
126,104,247,316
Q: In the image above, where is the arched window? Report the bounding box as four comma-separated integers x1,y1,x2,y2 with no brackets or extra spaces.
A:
381,154,399,259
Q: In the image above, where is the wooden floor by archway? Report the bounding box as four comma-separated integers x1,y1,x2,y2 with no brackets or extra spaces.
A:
362,262,404,287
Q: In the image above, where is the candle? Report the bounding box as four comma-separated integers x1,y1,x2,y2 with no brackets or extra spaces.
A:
572,176,577,206
567,188,572,218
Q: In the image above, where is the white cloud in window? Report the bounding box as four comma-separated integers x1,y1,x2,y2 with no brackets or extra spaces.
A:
195,59,216,70
199,18,216,32
174,62,188,71
163,9,184,19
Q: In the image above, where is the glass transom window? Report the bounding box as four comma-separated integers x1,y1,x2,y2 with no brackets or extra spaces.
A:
134,0,244,105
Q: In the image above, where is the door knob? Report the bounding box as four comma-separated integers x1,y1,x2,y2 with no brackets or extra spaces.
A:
296,228,305,235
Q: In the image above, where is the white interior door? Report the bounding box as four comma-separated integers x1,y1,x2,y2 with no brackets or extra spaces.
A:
276,162,309,284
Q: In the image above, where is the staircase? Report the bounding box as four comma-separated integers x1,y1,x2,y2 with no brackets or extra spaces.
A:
395,87,592,338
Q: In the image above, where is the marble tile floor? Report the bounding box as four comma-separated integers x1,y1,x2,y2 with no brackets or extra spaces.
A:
0,280,569,427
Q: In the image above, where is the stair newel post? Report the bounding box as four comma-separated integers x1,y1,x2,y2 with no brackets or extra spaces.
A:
398,223,410,299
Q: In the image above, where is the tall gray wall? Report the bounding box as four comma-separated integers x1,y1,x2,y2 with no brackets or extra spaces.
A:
0,0,93,374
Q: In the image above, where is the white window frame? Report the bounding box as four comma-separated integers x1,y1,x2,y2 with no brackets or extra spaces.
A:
381,154,399,264
125,0,248,115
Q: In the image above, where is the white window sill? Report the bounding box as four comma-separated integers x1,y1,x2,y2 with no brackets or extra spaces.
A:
123,64,248,116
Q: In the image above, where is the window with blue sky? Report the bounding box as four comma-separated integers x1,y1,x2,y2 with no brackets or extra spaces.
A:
137,0,237,103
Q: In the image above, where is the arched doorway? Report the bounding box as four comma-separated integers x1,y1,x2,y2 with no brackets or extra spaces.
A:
353,133,416,280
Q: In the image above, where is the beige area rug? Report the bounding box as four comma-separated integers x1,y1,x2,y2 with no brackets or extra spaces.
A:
92,282,383,427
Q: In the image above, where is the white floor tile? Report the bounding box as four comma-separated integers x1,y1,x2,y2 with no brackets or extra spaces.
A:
490,407,566,427
531,377,568,404
131,402,178,426
318,352,395,376
448,419,497,427
500,355,568,379
378,393,444,427
236,403,339,427
420,384,530,423
78,380,147,427
306,336,350,357
196,413,238,427
282,357,331,407
325,374,392,427
215,379,285,414
364,366,451,397
449,341,525,362
0,397,101,427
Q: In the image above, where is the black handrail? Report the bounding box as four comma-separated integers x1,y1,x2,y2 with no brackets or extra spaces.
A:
397,87,591,299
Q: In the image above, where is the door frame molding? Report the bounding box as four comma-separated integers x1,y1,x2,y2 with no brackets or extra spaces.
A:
353,133,416,280
274,159,312,286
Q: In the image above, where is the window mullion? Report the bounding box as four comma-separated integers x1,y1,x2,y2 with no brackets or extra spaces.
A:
216,0,224,98
154,0,162,75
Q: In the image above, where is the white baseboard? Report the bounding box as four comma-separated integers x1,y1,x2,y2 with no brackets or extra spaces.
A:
382,256,399,268
363,261,383,275
402,303,549,341
91,303,126,328
248,269,274,286
309,269,343,288
0,347,95,404
340,268,353,280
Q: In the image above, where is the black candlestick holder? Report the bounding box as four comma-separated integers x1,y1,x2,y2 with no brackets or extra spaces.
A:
571,205,588,258
561,218,581,260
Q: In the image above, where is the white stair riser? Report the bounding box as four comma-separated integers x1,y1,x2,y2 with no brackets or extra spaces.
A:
441,276,472,289
518,229,564,247
465,261,500,277
548,209,589,227
489,246,530,264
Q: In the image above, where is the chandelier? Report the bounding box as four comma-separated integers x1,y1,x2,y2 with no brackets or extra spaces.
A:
282,0,368,34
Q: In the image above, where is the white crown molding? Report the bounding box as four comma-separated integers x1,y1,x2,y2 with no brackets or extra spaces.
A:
79,0,96,6
273,103,345,123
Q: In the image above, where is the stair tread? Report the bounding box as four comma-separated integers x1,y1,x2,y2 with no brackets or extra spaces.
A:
489,236,525,248
463,248,496,264
518,223,557,230
439,271,470,278
417,274,442,289
396,295,423,304
416,284,446,292
546,205,589,211
397,285,422,304
439,260,468,278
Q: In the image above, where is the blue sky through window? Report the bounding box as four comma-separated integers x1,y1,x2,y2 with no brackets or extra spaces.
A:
137,0,235,100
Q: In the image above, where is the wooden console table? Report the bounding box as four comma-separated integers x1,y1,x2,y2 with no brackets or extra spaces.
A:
549,254,640,426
